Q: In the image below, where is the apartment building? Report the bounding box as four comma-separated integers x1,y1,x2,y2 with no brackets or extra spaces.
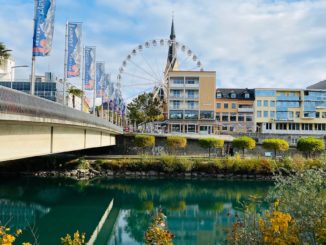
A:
255,88,326,135
215,89,255,133
167,71,216,134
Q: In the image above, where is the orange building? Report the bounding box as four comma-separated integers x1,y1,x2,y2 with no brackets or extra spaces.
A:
215,89,255,133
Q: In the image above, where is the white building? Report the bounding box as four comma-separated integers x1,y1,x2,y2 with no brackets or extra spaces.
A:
0,58,15,81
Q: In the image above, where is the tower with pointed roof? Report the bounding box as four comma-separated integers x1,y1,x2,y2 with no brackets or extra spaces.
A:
165,18,179,73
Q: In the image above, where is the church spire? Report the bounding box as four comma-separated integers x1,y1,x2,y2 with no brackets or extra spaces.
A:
166,17,178,72
170,17,176,40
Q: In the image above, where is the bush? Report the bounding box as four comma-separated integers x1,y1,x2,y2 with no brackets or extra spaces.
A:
297,137,325,158
262,138,289,158
198,138,224,158
231,136,256,157
166,136,187,154
134,135,155,154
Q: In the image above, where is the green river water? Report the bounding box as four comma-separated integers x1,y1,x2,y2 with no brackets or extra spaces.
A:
0,177,272,245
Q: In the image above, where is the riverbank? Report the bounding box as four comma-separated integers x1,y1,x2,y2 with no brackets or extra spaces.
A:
7,155,325,180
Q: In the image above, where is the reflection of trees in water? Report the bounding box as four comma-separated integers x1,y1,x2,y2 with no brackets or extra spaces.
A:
124,210,152,243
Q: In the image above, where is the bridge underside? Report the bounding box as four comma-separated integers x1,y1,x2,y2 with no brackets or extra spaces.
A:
0,121,116,162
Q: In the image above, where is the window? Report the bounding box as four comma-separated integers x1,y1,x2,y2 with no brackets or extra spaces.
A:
187,101,197,109
302,124,313,131
187,90,195,98
296,112,300,118
200,111,214,119
265,123,272,130
270,100,275,107
315,124,326,131
184,110,198,120
230,113,237,121
216,103,221,109
186,80,195,84
264,100,268,107
224,103,229,109
216,113,221,121
244,93,250,99
276,123,287,130
255,90,276,96
270,111,275,118
316,112,320,118
323,112,326,118
169,111,183,119
186,124,196,133
231,93,236,99
289,123,300,131
171,124,181,132
257,100,262,107
246,114,253,122
288,111,294,119
289,92,295,96
222,112,229,122
222,125,228,131
172,78,183,84
232,103,237,109
264,111,268,118
171,100,180,109
216,92,222,98
238,114,244,121
257,111,262,118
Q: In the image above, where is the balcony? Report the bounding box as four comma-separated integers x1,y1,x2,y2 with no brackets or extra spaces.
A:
184,83,199,88
169,95,184,99
170,83,184,88
238,108,254,113
277,95,300,101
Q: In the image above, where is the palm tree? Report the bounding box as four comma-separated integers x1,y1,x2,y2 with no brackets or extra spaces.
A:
0,43,11,65
67,86,83,108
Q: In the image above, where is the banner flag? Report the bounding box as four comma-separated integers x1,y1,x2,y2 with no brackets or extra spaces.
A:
96,62,105,98
84,46,96,90
103,73,110,103
32,0,56,56
108,82,115,110
67,22,82,78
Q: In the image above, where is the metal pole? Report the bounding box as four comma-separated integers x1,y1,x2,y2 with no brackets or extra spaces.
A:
63,21,68,106
92,47,96,116
30,0,37,95
81,45,85,112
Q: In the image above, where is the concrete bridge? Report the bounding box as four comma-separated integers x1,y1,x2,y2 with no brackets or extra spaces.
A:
0,86,123,162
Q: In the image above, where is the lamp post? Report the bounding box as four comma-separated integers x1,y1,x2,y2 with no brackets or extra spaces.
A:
11,65,29,82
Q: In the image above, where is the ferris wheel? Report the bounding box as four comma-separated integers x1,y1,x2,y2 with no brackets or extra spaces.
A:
116,38,204,102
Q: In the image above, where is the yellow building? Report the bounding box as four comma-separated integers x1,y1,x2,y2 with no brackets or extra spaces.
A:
167,71,216,134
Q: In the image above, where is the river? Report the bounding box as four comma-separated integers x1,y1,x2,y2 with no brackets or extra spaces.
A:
0,176,272,245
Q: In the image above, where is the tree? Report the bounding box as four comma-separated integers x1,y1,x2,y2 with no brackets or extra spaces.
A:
198,138,224,158
262,138,289,158
134,135,155,154
127,92,162,126
231,136,256,157
297,137,325,158
67,86,83,109
0,42,10,65
166,136,187,154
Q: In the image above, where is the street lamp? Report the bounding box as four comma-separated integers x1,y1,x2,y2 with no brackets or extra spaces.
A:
11,65,29,82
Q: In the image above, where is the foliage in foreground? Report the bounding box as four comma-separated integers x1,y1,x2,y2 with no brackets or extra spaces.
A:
229,169,326,245
0,226,30,245
145,212,174,245
60,231,86,245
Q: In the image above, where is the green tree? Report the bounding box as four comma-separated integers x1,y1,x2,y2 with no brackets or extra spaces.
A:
134,135,155,154
231,136,256,157
127,92,162,126
262,138,289,158
297,137,325,158
166,136,187,154
0,42,10,65
198,137,224,158
67,86,83,109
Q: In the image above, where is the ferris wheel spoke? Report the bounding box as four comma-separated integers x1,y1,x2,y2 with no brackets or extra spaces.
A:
122,71,160,84
139,52,162,82
127,58,161,82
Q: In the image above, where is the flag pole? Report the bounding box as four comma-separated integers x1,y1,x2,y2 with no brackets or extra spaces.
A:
30,0,37,95
81,45,85,112
63,21,68,106
93,48,96,116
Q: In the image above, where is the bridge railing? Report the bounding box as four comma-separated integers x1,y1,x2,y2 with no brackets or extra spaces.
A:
0,86,123,133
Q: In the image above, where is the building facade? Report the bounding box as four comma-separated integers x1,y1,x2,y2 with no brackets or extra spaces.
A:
215,89,255,133
0,58,15,81
255,88,326,135
167,71,216,134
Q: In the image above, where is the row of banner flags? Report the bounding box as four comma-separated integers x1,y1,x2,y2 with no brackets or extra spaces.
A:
31,0,125,116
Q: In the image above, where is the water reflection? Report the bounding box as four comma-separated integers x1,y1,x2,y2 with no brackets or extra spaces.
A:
0,177,272,245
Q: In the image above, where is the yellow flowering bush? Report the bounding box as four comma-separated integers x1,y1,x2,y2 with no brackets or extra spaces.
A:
60,231,86,245
0,227,29,245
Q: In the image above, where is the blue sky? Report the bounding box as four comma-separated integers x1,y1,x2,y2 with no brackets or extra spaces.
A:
1,0,326,99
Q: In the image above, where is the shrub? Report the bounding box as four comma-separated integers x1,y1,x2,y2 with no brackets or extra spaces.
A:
231,136,256,157
166,136,187,154
145,212,174,245
262,138,289,158
134,135,155,154
297,137,325,158
198,138,224,158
